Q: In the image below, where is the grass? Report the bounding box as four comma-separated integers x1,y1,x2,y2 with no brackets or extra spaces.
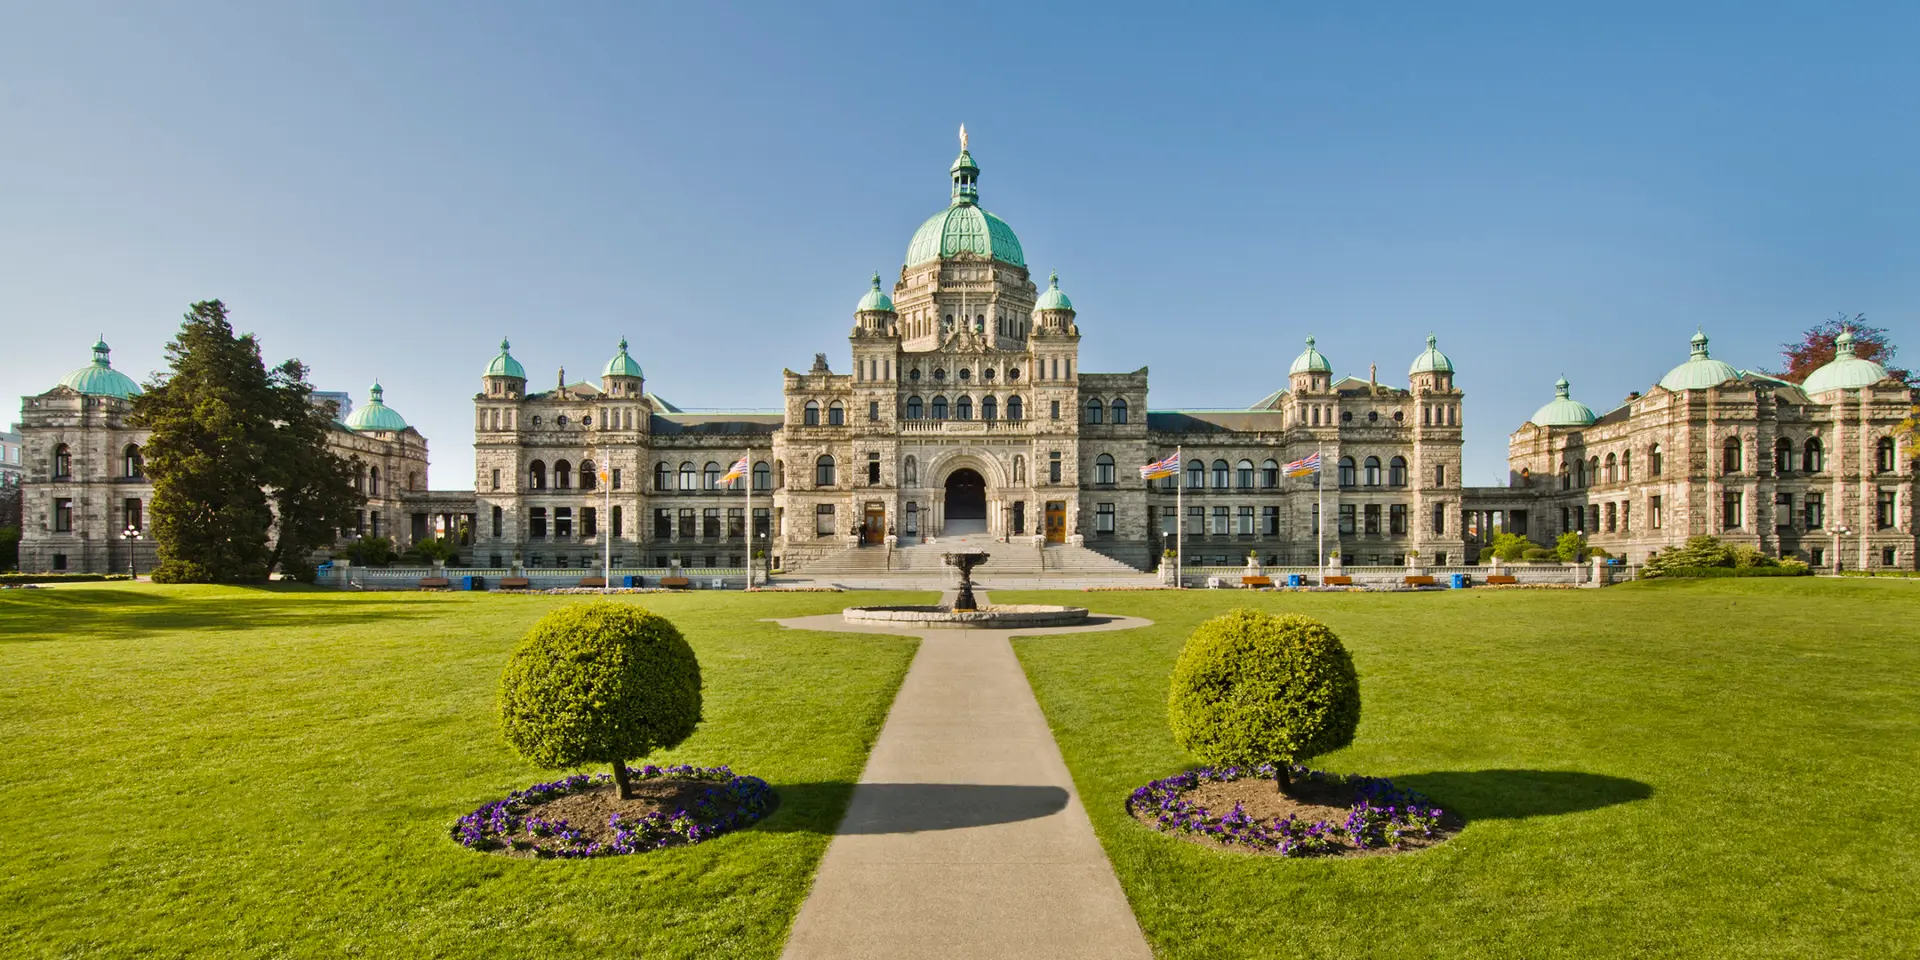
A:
0,584,930,960
1002,580,1920,959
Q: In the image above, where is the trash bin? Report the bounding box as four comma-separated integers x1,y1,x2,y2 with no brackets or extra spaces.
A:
622,575,639,588
1449,573,1467,589
462,575,483,591
1287,574,1305,587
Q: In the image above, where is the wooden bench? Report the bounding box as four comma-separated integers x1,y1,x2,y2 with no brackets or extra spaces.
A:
1404,575,1435,587
499,577,531,589
1241,576,1273,588
1323,575,1353,586
660,576,691,589
577,577,606,588
1485,575,1517,585
418,577,451,589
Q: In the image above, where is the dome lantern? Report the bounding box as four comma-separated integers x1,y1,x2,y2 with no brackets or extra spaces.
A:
904,127,1027,268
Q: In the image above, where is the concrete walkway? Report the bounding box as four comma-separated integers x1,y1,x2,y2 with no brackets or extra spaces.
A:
775,603,1155,960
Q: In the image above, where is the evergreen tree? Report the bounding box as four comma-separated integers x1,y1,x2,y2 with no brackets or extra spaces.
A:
264,360,361,581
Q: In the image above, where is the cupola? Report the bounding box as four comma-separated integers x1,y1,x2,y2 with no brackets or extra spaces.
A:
1408,333,1455,393
56,337,142,399
904,125,1027,268
483,338,526,398
1657,328,1739,392
1529,377,1598,427
601,338,645,397
1801,327,1891,395
344,382,409,433
1288,336,1332,393
1031,271,1077,336
853,273,898,337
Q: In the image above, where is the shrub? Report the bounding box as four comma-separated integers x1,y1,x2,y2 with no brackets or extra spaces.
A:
0,525,19,571
1647,565,1810,578
1490,532,1532,562
0,572,133,585
1521,547,1556,562
341,535,395,567
1167,609,1360,792
1555,532,1589,563
1644,536,1739,577
1477,546,1495,563
1730,545,1777,569
499,602,703,799
413,537,460,565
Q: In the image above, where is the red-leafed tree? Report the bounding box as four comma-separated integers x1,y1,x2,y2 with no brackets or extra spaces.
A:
1776,313,1908,384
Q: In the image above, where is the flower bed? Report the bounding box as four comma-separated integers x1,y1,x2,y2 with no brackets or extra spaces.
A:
451,764,775,858
1128,764,1453,857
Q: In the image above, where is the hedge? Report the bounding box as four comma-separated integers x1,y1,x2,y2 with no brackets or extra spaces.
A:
1650,566,1811,579
0,573,135,585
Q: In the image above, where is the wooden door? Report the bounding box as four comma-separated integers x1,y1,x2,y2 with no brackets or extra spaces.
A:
1044,501,1066,543
863,503,886,545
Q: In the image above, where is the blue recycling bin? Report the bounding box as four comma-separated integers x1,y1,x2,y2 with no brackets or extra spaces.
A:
1287,573,1305,587
1449,573,1467,589
622,575,640,588
462,575,482,591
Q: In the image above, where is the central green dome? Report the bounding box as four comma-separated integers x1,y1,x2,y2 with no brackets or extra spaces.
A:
1658,329,1739,392
1530,377,1597,427
57,338,142,399
345,382,408,432
904,137,1026,268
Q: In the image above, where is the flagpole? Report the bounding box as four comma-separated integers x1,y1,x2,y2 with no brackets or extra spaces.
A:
602,462,611,594
1316,444,1325,585
1175,445,1183,589
744,448,754,591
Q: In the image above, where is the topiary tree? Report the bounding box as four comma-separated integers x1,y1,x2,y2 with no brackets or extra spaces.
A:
1167,608,1361,793
499,601,703,799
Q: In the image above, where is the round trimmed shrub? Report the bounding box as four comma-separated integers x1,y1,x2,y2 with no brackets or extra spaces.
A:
499,601,703,798
1167,608,1360,791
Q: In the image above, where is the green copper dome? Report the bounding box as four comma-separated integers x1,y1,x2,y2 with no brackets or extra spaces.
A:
1409,334,1454,376
486,338,526,380
603,338,644,378
1289,336,1332,375
57,338,142,399
1658,329,1739,392
1035,271,1073,311
1801,327,1890,395
344,382,408,432
1530,377,1598,427
904,133,1026,268
855,273,895,313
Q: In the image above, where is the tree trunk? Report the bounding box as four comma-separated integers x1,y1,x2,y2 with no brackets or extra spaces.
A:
611,760,633,800
1276,764,1291,795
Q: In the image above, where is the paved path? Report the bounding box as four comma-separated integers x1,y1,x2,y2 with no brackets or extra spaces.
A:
774,604,1155,960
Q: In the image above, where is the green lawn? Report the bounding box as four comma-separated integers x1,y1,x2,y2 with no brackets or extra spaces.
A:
1003,580,1920,959
0,585,928,960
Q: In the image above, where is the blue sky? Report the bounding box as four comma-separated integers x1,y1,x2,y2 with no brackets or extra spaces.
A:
3,1,1914,485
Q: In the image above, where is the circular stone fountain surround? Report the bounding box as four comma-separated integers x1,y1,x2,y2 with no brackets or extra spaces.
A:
840,550,1090,629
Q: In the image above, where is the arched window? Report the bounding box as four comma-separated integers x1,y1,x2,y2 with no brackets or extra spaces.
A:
1261,459,1279,488
1650,443,1663,477
1363,456,1382,486
1212,459,1229,488
655,463,672,490
704,462,721,490
932,396,949,420
1804,437,1823,473
1112,399,1129,424
680,461,697,490
1878,437,1898,472
528,460,546,490
1237,459,1254,488
804,400,820,426
981,396,997,421
1573,459,1585,487
956,396,973,420
815,455,836,487
1560,460,1570,490
1621,451,1631,481
1588,457,1599,487
369,466,382,496
1187,459,1205,489
1389,456,1407,486
753,461,772,490
1095,453,1116,485
1605,453,1617,483
356,464,366,493
827,401,845,426
903,455,918,486
1774,439,1792,475
1007,395,1023,420
1086,399,1104,424
1338,457,1356,488
906,396,923,420
580,460,597,490
1723,437,1742,474
53,444,72,479
552,461,570,489
123,444,142,479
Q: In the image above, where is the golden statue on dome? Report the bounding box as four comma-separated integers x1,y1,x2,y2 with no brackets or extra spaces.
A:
959,123,968,151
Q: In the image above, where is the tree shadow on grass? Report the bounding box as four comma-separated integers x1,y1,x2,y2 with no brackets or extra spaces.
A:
0,587,441,643
1391,769,1653,820
756,782,1069,835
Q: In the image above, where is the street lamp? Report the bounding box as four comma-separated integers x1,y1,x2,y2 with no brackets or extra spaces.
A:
120,525,142,580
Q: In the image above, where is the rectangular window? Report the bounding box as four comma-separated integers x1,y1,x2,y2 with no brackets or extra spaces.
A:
1211,506,1230,535
1878,489,1898,530
815,504,836,537
753,507,770,541
1339,504,1356,534
727,507,745,538
1604,502,1616,533
555,507,574,539
1050,400,1061,420
1774,493,1793,528
54,498,73,532
493,506,504,538
678,508,697,539
1435,463,1446,486
1160,509,1178,536
371,511,382,538
1722,492,1743,530
1805,492,1824,529
612,468,622,490
703,508,722,539
1619,502,1629,532
612,506,623,538
529,507,547,540
1651,495,1663,530
1236,505,1255,535
1048,452,1062,484
1312,502,1321,534
1587,504,1599,532
1389,504,1407,535
1882,547,1898,567
1188,505,1204,536
1096,503,1115,534
124,498,143,532
869,401,880,422
655,508,672,539
1262,505,1280,536
1431,503,1445,534
582,507,598,538
1810,547,1825,567
1364,504,1382,534
490,468,500,490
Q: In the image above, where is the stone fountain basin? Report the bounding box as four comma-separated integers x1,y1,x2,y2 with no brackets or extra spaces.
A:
841,604,1090,629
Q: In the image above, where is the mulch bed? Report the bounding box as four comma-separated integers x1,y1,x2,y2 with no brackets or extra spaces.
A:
451,765,776,858
1128,764,1461,858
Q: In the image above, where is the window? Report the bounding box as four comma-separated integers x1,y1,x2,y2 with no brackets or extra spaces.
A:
703,508,721,539
1050,400,1060,420
1589,457,1600,487
491,468,501,490
753,461,772,491
680,462,697,490
815,504,836,537
815,455,836,487
1775,439,1792,475
492,506,503,538
655,509,672,539
804,400,820,425
867,453,881,485
1621,452,1631,481
727,507,745,538
1774,492,1793,527
1605,453,1618,483
1263,505,1280,535
932,396,949,420
529,460,546,489
1339,504,1356,534
580,460,597,491
1236,505,1255,535
1877,437,1898,473
53,444,72,479
1811,547,1825,567
656,463,672,490
54,498,72,532
1261,460,1279,488
869,401,880,422
1094,454,1116,485
1650,443,1663,477
551,461,568,489
1187,460,1205,489
903,456,918,486
1804,437,1824,472
369,466,382,497
906,396,923,419
1390,504,1408,535
529,507,547,539
1879,489,1898,529
1651,495,1663,530
1338,457,1356,488
981,396,997,421
1096,503,1115,534
1007,396,1023,420
1722,491,1743,530
1211,506,1230,535
1560,461,1571,490
1588,503,1599,532
827,401,845,426
1212,460,1229,488
1434,463,1446,486
1605,502,1617,532
1237,460,1254,488
1364,504,1382,534
1723,437,1742,474
753,507,770,541
956,396,972,420
679,508,696,539
1882,547,1899,567
123,444,142,478
1805,492,1824,529
1389,456,1407,486
1112,399,1129,424
1086,399,1104,424
555,507,574,539
1363,457,1382,486
1432,503,1445,534
611,505,623,538
582,507,597,538
1049,451,1062,483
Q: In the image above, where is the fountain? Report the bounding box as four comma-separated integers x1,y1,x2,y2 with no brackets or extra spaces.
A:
840,551,1090,628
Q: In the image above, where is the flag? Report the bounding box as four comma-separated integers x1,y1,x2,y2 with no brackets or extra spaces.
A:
1283,453,1321,477
1139,452,1181,480
720,455,750,485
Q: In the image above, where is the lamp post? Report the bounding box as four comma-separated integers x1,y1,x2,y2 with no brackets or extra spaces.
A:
120,525,142,580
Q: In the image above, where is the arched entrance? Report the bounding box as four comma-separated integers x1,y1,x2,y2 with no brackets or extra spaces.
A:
944,468,987,535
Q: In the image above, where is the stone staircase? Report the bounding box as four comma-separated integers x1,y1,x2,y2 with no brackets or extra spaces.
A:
790,533,1152,582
